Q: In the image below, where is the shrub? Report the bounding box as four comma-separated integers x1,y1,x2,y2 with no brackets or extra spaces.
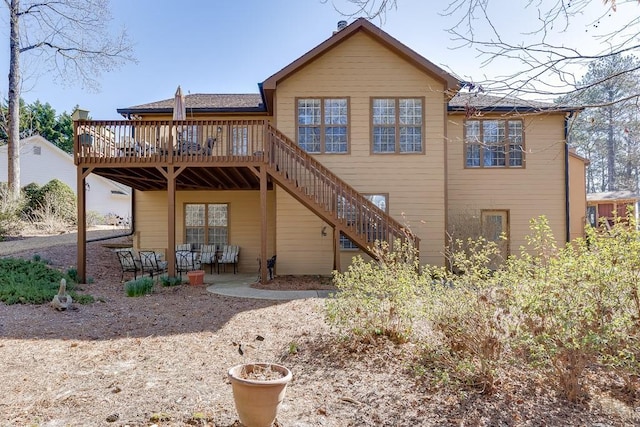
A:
423,235,510,393
326,236,428,344
125,277,154,297
160,276,182,287
0,183,24,238
502,216,640,402
23,179,77,226
86,210,105,227
0,257,93,305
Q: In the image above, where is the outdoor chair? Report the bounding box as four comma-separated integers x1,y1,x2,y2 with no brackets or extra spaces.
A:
218,245,240,274
176,250,201,278
139,250,168,278
199,244,218,273
115,248,141,281
176,243,192,251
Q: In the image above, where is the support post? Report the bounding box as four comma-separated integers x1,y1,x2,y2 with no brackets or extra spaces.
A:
167,167,176,276
260,166,268,283
77,167,87,283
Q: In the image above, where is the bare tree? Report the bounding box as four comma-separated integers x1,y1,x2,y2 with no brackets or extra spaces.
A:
321,0,397,22
442,0,640,104
327,1,640,108
5,0,134,200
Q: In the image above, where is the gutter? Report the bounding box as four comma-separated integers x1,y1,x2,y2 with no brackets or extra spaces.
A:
87,189,136,243
564,111,574,244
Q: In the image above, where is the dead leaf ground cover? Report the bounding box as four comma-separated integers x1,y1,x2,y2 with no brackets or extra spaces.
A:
0,234,638,426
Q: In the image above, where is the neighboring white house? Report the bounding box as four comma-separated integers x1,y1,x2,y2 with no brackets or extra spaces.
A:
0,135,131,222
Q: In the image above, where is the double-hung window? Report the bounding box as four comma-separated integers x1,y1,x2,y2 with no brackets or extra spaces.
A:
339,194,388,249
465,119,524,168
372,98,423,153
297,98,348,153
185,203,228,250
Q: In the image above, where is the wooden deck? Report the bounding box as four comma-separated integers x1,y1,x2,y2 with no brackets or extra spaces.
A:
74,119,418,282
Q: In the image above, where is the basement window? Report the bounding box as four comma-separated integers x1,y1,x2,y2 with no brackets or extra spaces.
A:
339,194,388,250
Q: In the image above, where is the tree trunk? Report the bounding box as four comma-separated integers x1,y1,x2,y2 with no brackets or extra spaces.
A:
606,95,616,191
8,0,21,200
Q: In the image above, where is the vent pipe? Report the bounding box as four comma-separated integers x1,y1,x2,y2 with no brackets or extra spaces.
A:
337,20,348,31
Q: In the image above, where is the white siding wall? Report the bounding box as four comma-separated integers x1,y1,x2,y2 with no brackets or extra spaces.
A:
0,136,131,219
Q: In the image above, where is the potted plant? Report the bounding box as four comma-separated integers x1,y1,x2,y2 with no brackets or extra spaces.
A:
228,362,292,427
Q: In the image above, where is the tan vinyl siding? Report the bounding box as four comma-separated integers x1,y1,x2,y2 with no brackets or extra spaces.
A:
273,31,447,268
447,113,568,252
569,154,587,241
275,188,334,275
135,189,276,273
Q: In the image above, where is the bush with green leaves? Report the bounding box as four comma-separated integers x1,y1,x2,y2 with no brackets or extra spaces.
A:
125,277,154,297
326,236,428,344
22,179,77,225
0,257,93,305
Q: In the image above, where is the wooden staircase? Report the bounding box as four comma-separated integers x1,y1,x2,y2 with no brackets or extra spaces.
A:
263,124,418,258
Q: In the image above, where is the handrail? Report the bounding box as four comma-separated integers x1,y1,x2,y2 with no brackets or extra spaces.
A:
73,119,268,165
264,124,419,252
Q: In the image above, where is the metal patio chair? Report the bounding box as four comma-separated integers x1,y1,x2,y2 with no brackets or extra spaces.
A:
115,248,141,281
139,250,168,278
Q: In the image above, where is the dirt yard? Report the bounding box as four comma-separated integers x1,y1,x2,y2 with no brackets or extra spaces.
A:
0,234,639,426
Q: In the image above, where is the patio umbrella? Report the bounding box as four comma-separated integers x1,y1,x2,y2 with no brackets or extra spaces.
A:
173,85,186,121
172,85,186,147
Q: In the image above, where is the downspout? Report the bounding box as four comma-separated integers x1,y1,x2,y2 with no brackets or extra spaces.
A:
564,111,574,244
87,189,136,243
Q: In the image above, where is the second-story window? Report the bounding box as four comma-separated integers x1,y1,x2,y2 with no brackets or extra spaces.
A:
297,98,349,154
372,98,423,153
465,119,524,168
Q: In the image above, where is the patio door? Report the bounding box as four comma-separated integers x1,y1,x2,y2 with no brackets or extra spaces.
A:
481,210,509,266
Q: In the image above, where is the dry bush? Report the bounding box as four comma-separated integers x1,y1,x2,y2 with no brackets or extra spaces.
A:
424,236,510,394
326,236,429,344
503,216,640,402
0,184,25,237
27,192,76,234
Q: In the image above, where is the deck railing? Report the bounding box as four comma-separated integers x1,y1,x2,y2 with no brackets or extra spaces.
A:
74,119,268,164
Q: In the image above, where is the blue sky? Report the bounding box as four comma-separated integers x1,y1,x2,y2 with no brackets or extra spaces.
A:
0,0,631,120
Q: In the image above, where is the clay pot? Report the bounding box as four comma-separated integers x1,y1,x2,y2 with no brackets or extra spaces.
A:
187,270,205,285
228,363,292,427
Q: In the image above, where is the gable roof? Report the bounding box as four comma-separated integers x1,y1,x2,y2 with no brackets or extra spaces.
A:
117,93,265,118
260,18,459,112
448,92,581,114
1,135,131,194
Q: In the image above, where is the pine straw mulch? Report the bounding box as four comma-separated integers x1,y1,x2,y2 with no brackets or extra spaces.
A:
0,235,639,426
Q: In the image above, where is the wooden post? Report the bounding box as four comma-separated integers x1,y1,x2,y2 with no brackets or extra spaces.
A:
260,166,268,283
167,166,176,276
77,166,87,283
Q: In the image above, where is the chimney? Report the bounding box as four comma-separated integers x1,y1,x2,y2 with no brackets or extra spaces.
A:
337,20,348,31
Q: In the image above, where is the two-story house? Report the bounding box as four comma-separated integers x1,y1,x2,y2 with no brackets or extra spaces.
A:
73,18,586,282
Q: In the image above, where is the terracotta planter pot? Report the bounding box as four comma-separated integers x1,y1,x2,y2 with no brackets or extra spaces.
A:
228,363,292,427
187,270,205,285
